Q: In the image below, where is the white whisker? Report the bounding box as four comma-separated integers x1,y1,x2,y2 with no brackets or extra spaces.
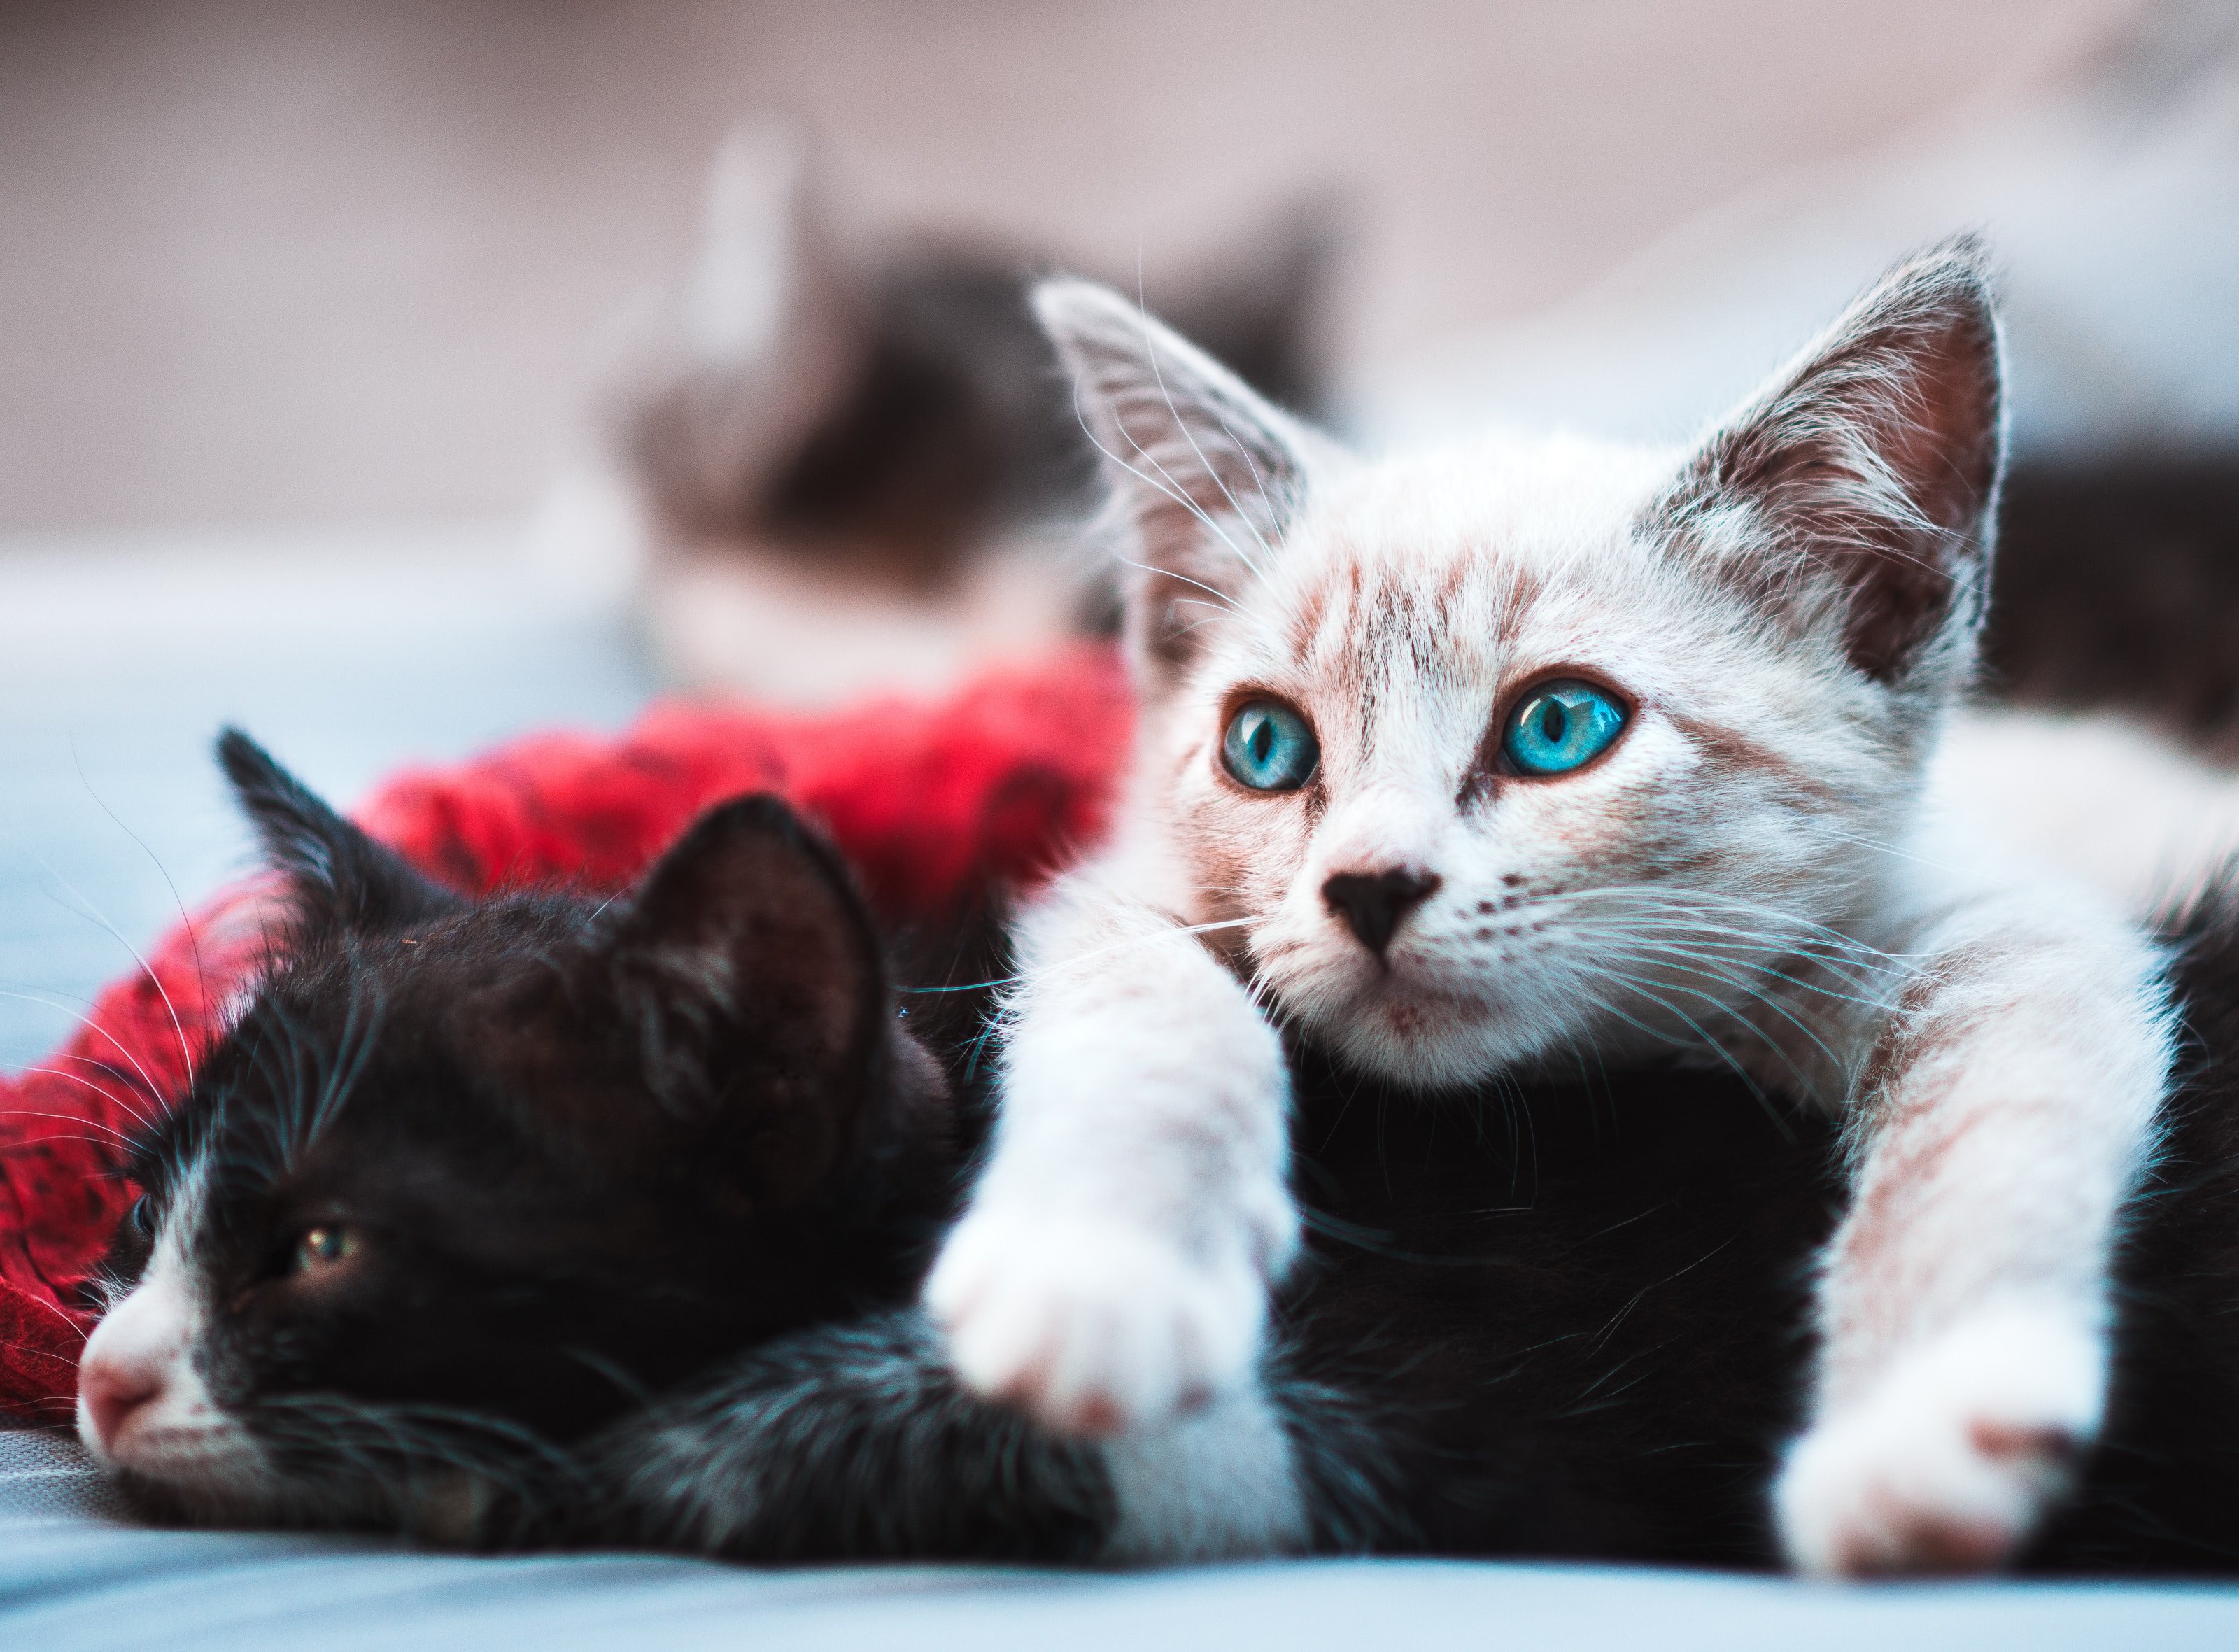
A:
1131,273,1276,570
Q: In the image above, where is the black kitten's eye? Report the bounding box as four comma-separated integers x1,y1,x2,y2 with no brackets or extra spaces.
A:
126,1195,155,1240
292,1224,360,1276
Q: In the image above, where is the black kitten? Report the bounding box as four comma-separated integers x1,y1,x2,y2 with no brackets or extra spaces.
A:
619,193,1336,591
78,732,1325,1561
76,730,973,1539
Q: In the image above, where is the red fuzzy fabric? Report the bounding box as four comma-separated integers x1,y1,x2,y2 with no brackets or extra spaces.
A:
0,647,1131,1422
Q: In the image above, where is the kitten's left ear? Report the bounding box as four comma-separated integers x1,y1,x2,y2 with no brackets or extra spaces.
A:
217,728,463,934
604,793,887,1207
1035,279,1332,679
1667,239,2005,685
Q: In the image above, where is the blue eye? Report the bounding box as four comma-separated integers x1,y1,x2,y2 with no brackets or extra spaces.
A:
1221,700,1320,791
1502,679,1627,777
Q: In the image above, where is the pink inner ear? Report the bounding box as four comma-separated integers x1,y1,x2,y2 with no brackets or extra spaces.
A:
1685,255,2004,686
1039,281,1312,673
1863,307,2003,539
1841,314,2000,680
1085,349,1301,651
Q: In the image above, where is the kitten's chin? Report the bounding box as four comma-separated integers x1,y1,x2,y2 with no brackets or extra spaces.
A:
1269,946,1572,1089
103,1427,276,1522
1305,982,1538,1092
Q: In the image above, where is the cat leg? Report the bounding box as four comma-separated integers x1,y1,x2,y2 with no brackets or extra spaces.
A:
1775,879,2174,1575
925,860,1297,1434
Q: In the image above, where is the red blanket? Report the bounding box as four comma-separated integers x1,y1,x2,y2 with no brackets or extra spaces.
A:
0,647,1131,1422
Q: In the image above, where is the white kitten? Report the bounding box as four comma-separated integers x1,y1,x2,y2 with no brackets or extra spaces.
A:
923,241,2177,1576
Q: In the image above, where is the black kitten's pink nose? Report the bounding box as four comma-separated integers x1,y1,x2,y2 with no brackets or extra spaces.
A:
80,1357,164,1453
1322,868,1441,956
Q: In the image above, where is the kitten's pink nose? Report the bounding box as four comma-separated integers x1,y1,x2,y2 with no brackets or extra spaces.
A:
77,1271,197,1463
1322,868,1441,956
79,1354,165,1453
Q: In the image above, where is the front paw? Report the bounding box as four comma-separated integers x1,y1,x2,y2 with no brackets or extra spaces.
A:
924,1210,1264,1436
1775,1304,2102,1576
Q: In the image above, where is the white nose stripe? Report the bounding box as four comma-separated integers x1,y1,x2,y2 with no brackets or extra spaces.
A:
85,1276,193,1372
76,1243,209,1463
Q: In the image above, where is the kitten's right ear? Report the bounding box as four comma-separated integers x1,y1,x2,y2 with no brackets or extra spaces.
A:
1034,279,1329,677
604,793,889,1209
216,729,461,935
1665,241,2005,687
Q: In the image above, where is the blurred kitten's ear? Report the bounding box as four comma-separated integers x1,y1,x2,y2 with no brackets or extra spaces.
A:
1159,199,1342,422
606,793,887,1207
1034,278,1331,679
216,728,461,934
615,119,867,537
682,120,847,364
1666,239,2005,686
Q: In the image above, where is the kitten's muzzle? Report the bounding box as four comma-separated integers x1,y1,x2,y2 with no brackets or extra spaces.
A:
79,1356,164,1455
1322,868,1441,956
76,1271,202,1467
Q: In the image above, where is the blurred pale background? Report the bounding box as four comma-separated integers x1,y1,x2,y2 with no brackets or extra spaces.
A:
0,0,2140,534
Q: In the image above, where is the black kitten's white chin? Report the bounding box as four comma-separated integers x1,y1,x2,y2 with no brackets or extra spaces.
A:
76,1258,255,1489
77,1371,274,1516
97,1425,272,1513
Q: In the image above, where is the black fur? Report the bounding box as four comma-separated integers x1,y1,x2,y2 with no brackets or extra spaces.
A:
1276,884,2239,1574
593,1310,1113,1563
110,733,973,1541
567,882,2239,1573
1277,1055,1830,1565
1986,449,2239,756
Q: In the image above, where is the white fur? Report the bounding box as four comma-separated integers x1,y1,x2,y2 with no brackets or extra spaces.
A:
1775,838,2172,1574
1933,705,2239,908
1099,1380,1311,1562
76,1157,262,1495
639,528,1085,707
929,254,2176,1578
926,865,1295,1429
1776,1298,2103,1575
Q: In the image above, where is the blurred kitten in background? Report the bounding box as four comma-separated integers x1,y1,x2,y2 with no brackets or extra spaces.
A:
542,124,1339,705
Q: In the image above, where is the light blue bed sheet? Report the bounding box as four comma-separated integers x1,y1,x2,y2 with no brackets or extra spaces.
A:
6,1429,2238,1652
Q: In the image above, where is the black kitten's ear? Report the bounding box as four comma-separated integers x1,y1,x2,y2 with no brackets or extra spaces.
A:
216,728,461,934
1665,239,2005,686
607,794,886,1207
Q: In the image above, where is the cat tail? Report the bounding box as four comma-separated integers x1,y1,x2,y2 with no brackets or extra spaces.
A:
578,1307,1395,1563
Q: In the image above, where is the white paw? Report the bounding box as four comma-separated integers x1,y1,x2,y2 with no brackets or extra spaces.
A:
1776,1303,2103,1576
924,1209,1264,1436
